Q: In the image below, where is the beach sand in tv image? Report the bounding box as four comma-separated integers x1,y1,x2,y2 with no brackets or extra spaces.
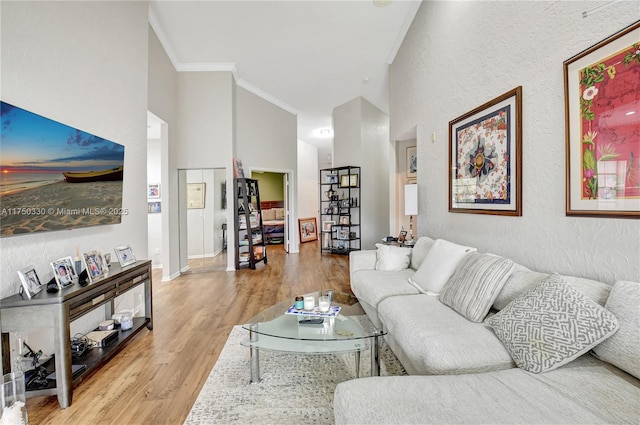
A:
0,101,125,237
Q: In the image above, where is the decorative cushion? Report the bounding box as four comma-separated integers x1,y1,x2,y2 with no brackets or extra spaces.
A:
439,253,515,322
408,239,476,295
261,209,276,221
560,275,612,306
593,280,640,379
486,273,619,373
492,263,548,311
274,208,285,219
409,236,436,270
374,243,412,272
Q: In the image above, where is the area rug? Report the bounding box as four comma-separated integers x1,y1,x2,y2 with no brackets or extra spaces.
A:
184,323,407,424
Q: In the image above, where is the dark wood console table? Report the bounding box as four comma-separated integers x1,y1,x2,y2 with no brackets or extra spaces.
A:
0,260,152,408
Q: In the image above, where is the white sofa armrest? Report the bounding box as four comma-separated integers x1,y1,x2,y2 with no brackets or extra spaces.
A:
349,250,377,277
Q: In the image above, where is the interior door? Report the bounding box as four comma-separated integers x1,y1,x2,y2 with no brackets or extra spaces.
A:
283,173,289,253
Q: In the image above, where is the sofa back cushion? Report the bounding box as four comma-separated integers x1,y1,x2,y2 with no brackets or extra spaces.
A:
408,239,476,295
439,253,514,322
486,273,619,374
492,264,548,311
593,280,640,379
262,209,276,221
374,243,412,271
493,265,611,311
274,208,285,219
409,236,435,270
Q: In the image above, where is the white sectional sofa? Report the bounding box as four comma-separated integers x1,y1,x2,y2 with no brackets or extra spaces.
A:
334,236,640,424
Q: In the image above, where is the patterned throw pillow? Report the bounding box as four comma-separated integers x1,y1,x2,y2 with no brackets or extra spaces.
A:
439,253,514,322
486,273,619,373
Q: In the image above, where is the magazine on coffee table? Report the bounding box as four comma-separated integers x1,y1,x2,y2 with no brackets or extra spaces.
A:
285,305,341,317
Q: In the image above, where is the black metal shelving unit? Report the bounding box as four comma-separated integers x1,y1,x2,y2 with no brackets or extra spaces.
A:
319,165,361,255
234,178,267,269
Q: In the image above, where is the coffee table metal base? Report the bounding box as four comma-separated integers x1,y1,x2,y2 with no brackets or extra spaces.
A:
242,328,382,384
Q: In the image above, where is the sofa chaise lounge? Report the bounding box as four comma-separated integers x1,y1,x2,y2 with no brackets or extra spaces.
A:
333,237,640,424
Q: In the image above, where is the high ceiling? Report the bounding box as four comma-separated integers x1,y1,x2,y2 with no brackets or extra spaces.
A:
149,0,421,162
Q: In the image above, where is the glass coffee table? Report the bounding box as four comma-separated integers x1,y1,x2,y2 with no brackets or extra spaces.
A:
241,290,386,383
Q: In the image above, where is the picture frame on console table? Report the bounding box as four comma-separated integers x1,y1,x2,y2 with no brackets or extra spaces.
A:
17,267,43,299
563,21,640,218
115,245,136,267
51,258,75,288
449,86,522,216
83,251,106,283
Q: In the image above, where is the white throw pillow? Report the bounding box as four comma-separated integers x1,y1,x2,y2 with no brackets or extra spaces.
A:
439,253,514,322
408,239,476,295
593,280,640,379
409,236,436,270
374,243,412,271
486,273,619,374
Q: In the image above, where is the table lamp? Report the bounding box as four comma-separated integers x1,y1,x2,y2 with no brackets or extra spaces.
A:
404,184,418,243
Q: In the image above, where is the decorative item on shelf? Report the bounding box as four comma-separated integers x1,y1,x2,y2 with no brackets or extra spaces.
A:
322,220,335,232
404,184,418,243
563,21,640,218
326,174,338,184
324,187,336,200
233,158,245,179
339,215,349,225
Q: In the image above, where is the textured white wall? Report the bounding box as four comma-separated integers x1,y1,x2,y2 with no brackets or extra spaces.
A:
297,139,320,221
148,27,180,280
390,1,640,283
333,97,391,249
0,1,149,353
235,85,299,252
0,1,149,296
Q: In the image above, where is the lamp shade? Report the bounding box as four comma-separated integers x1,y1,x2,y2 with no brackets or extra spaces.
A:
404,184,418,216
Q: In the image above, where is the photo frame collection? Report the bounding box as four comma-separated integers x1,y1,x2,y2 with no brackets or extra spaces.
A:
443,21,639,219
16,245,137,299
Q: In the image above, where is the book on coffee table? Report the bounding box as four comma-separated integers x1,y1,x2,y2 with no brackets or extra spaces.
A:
285,305,341,317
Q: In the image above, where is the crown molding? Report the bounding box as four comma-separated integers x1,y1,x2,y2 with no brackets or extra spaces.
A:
148,4,180,70
236,79,299,116
149,5,296,116
386,1,422,65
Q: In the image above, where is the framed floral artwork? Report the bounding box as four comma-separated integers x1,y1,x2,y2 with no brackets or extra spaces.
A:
564,21,640,218
449,87,522,216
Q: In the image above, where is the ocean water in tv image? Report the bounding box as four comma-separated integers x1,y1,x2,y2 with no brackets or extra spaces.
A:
0,101,125,237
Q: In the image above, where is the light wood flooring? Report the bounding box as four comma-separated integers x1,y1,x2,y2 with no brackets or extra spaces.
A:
27,241,350,424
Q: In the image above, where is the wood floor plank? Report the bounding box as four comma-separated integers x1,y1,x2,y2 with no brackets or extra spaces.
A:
26,241,350,424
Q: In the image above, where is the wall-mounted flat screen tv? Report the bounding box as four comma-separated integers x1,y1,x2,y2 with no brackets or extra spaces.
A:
1,101,125,237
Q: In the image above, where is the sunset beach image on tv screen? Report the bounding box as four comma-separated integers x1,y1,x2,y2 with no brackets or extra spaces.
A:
0,101,125,237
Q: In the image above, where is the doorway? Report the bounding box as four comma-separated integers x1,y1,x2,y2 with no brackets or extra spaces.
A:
178,168,227,273
250,169,294,254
